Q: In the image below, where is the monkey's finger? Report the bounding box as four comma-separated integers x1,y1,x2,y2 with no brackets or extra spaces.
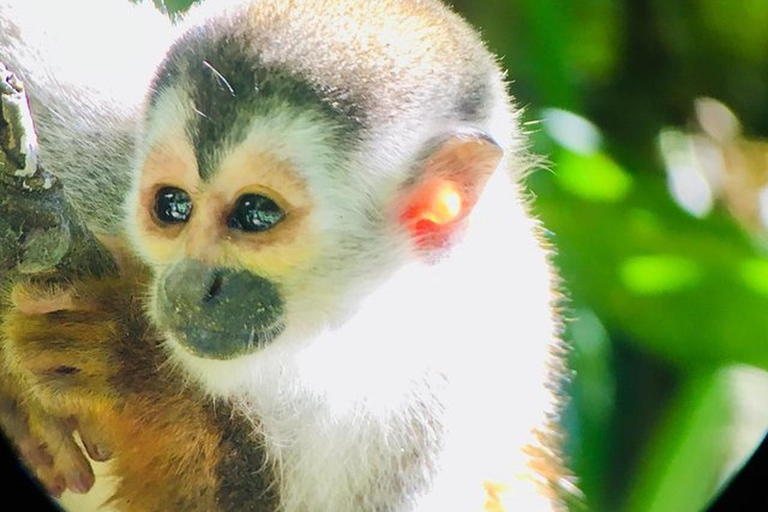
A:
4,311,117,391
56,436,96,495
32,461,66,499
17,438,54,469
72,417,112,462
28,410,95,495
0,394,67,497
1,413,56,470
8,434,64,499
9,274,135,316
10,282,91,315
0,392,52,468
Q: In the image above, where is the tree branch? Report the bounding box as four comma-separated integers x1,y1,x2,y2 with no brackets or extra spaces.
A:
0,63,116,280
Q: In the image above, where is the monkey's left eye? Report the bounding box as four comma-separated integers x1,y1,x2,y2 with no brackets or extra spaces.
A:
228,193,285,232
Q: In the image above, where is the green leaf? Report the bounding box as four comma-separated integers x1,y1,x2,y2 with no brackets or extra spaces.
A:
620,255,702,295
556,150,633,203
739,258,768,297
625,369,733,512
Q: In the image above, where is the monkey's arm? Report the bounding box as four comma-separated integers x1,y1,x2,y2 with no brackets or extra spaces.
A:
3,270,269,512
2,260,224,511
0,61,123,497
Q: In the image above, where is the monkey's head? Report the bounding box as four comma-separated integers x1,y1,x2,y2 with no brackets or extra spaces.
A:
125,0,520,390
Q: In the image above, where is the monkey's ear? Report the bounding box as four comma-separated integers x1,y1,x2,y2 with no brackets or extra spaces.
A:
396,130,503,254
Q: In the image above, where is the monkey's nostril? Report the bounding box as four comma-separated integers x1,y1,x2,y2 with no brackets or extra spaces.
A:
203,272,224,303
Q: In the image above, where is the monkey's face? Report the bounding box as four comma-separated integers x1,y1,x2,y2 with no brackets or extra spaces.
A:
128,99,355,360
133,151,307,359
126,72,434,369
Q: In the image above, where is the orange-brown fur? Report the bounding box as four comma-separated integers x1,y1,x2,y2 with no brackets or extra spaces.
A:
0,245,238,511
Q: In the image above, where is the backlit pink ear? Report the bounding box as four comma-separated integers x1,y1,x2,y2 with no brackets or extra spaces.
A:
397,131,503,254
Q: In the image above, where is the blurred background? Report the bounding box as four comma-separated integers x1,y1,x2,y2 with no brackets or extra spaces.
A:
155,0,768,510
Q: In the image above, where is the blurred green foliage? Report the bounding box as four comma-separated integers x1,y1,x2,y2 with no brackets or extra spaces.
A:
448,0,768,510
153,0,768,510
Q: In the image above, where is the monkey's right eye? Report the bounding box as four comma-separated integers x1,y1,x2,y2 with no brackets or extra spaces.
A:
154,187,193,224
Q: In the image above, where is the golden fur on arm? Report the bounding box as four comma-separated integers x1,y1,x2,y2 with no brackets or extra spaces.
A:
0,244,232,511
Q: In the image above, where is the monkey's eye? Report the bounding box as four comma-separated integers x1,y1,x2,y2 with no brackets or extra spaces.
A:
154,187,193,224
228,193,285,232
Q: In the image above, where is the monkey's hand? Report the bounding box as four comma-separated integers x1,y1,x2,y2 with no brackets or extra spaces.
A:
0,379,106,497
1,61,144,500
0,262,149,497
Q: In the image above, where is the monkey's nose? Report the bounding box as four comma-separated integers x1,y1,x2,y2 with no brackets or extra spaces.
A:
162,259,222,305
203,271,225,303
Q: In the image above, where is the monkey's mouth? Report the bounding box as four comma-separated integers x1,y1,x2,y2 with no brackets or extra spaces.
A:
164,322,286,360
154,260,286,360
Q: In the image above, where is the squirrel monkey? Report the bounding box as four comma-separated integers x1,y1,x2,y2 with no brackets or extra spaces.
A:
0,0,572,510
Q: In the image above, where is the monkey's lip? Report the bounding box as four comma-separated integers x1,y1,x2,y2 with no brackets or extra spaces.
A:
165,322,286,360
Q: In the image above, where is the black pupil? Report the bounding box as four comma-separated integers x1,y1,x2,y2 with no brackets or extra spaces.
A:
229,194,284,232
155,187,192,224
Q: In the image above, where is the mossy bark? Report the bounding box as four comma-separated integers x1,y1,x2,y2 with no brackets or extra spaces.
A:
0,62,116,281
